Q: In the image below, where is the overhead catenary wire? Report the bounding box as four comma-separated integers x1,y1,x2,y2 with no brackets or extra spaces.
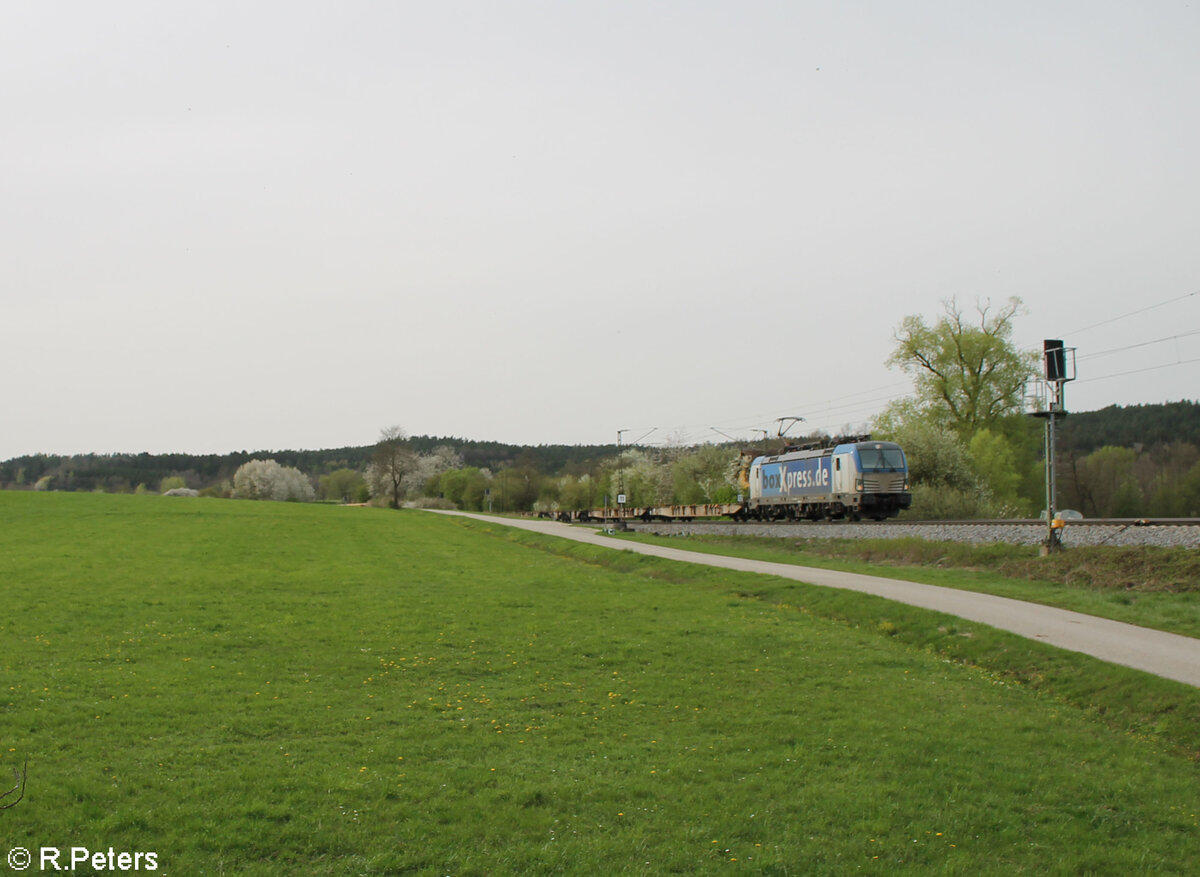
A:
1074,328,1200,362
709,381,914,434
1067,289,1199,336
1072,356,1200,385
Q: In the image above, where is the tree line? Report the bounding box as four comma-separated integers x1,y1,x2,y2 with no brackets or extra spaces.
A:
3,297,1196,517
873,297,1200,518
0,440,616,499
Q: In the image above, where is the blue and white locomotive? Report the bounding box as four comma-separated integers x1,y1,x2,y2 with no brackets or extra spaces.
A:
743,438,911,521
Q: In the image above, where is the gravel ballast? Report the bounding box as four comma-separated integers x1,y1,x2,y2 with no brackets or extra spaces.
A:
625,521,1200,549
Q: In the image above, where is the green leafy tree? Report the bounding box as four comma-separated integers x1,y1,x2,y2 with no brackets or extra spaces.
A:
559,474,600,511
407,446,465,503
1062,446,1140,518
533,478,563,515
877,297,1045,517
1111,480,1143,518
491,467,539,512
319,468,366,503
462,469,492,511
887,297,1038,435
431,467,475,507
880,420,991,519
1145,444,1200,516
1162,460,1200,516
670,445,740,504
967,428,1028,516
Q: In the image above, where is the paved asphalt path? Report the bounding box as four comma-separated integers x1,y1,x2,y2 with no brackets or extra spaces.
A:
433,512,1200,688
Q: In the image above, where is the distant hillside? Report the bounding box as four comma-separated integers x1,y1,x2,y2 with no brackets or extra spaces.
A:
0,436,621,493
1058,401,1200,453
6,403,1197,494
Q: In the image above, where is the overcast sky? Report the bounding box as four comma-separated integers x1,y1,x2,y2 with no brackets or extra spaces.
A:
4,1,1198,458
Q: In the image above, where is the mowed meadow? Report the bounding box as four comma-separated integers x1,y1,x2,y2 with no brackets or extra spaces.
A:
1,493,1197,875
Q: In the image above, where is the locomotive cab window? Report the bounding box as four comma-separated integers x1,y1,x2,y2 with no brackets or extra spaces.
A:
858,448,905,471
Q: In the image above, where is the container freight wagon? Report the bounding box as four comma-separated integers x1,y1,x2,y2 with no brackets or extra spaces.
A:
567,503,743,523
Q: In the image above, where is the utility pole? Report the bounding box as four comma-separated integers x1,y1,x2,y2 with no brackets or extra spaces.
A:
616,428,625,521
615,426,656,523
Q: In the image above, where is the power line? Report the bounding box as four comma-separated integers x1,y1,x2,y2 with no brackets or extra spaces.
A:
1076,329,1200,362
1068,289,1199,336
711,381,914,433
1074,356,1200,385
702,391,913,445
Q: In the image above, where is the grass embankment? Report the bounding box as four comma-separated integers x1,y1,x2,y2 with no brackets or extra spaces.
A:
1,492,1198,875
616,531,1200,639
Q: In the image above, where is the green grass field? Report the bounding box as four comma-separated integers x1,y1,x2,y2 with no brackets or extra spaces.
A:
2,493,1198,875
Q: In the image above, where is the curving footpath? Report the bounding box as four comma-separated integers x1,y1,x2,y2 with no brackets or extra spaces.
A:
433,512,1200,688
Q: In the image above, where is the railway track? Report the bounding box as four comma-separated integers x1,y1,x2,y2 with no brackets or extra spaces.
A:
786,517,1200,527
618,517,1200,548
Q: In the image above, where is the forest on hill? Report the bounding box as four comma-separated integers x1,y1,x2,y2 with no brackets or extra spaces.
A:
2,401,1197,518
1056,401,1200,454
0,437,620,496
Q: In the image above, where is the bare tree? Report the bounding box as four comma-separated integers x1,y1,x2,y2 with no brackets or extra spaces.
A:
367,426,416,509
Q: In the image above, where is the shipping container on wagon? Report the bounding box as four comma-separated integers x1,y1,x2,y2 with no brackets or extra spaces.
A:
752,451,833,502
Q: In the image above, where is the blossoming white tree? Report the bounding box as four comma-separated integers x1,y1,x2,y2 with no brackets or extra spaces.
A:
231,459,315,502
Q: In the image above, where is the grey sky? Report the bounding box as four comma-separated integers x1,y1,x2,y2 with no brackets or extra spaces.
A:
4,1,1198,458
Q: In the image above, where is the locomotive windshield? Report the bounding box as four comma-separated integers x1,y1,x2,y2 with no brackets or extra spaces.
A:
857,447,905,471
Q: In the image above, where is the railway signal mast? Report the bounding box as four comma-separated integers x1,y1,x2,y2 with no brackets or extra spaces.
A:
1029,339,1076,553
